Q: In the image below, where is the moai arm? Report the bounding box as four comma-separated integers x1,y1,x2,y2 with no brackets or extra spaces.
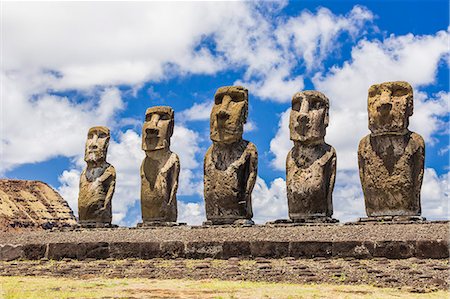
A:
413,133,425,206
245,145,258,198
168,155,180,206
103,167,116,210
357,137,367,192
327,150,337,216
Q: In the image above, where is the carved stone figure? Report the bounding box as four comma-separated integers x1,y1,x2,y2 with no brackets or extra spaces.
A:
286,91,337,222
140,106,180,225
358,81,425,220
204,86,257,225
78,126,116,227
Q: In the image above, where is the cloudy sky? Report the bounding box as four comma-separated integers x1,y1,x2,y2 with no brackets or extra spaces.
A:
1,1,448,225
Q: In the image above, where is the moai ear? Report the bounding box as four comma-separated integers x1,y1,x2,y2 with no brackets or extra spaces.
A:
168,118,174,138
324,109,329,127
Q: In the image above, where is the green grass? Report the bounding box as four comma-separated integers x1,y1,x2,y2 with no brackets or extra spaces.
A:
0,276,447,299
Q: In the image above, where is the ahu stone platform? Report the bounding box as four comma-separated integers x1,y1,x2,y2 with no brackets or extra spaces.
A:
0,222,448,261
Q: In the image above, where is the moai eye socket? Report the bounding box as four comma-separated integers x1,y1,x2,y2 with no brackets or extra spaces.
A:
311,98,324,110
88,133,94,139
214,94,223,105
392,86,409,97
292,97,302,111
368,86,379,98
145,113,153,122
98,132,107,139
159,113,170,121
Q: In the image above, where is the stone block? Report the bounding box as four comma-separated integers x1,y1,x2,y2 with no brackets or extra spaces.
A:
0,244,24,261
47,243,81,260
109,242,141,259
185,241,222,259
416,240,449,259
23,244,46,260
374,241,415,259
332,241,374,258
139,242,162,259
223,241,251,258
160,241,184,258
289,241,332,258
250,241,289,258
84,242,110,259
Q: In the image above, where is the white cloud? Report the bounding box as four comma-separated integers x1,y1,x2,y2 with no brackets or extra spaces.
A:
179,101,213,122
269,109,291,171
421,168,449,220
252,177,288,224
178,201,205,225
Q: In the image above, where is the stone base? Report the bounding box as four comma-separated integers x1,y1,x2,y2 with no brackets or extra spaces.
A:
357,216,426,223
267,217,339,225
137,221,186,228
78,222,118,229
203,219,255,226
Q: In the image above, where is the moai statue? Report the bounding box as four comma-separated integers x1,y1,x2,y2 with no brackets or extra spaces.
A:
78,126,116,227
139,106,180,226
286,91,337,223
358,81,425,221
204,86,258,225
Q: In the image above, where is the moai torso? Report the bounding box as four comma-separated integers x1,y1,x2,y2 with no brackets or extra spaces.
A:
286,91,336,221
358,81,424,217
78,126,116,226
204,140,257,221
140,106,180,223
204,86,257,224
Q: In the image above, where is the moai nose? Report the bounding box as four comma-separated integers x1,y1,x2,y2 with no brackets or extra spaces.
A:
217,110,230,121
298,113,308,125
378,102,392,115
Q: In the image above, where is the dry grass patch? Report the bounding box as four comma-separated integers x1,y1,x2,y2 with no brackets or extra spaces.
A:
0,276,447,299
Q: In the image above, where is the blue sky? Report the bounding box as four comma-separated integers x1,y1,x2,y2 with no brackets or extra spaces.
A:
2,1,449,225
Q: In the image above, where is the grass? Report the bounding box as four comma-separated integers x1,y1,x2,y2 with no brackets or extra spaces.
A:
0,276,447,299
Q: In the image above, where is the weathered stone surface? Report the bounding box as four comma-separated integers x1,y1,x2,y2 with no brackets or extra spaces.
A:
204,86,258,225
222,241,251,258
250,241,289,258
289,241,332,258
139,242,162,259
0,180,76,230
185,241,223,259
160,241,184,258
416,240,449,259
286,91,336,222
22,244,46,260
332,241,375,258
47,242,110,260
78,126,116,226
358,81,424,217
140,106,180,224
0,244,24,261
109,242,141,259
374,241,415,259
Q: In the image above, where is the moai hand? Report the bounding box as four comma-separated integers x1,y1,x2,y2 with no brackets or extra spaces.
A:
358,81,425,221
78,126,116,227
140,106,180,226
286,91,337,223
204,86,257,225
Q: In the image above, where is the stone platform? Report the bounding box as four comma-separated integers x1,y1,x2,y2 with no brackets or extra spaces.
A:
0,222,448,261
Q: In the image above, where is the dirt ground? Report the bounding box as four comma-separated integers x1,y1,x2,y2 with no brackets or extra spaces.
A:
0,257,448,293
0,276,449,299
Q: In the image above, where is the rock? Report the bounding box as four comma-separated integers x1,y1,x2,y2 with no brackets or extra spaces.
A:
286,91,337,222
78,126,116,227
416,240,449,259
358,81,424,217
185,241,222,259
250,241,289,258
222,241,251,258
289,241,332,258
204,86,258,225
332,241,374,258
374,241,415,259
0,244,24,261
0,179,76,230
140,106,179,224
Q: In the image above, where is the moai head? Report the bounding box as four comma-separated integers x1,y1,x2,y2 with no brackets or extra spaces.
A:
368,81,413,135
210,86,248,144
142,106,174,152
84,126,110,163
289,91,329,144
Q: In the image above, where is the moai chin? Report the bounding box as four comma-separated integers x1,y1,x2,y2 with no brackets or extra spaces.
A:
286,91,337,223
358,81,425,221
78,126,116,227
204,86,258,225
139,106,180,226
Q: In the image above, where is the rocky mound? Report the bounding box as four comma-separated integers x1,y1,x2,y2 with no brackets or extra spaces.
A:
0,180,76,230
